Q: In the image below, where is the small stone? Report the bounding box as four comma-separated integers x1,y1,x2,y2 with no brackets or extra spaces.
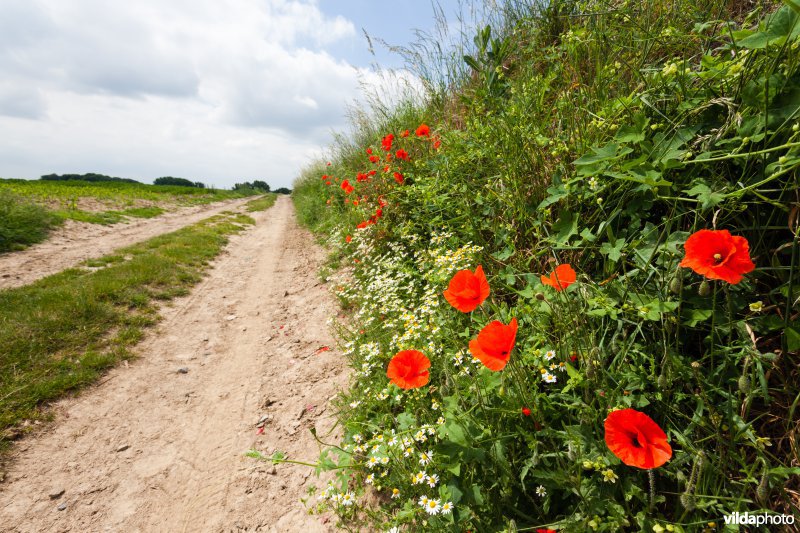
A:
268,466,277,475
224,314,237,321
57,502,67,511
115,444,130,453
49,488,65,500
177,367,189,374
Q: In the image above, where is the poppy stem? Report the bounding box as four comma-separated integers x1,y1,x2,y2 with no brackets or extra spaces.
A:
648,468,657,513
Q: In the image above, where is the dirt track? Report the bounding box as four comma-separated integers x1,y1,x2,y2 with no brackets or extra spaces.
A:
0,196,347,532
0,196,254,290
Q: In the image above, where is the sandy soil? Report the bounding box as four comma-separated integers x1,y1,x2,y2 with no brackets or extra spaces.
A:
0,196,348,532
0,197,255,290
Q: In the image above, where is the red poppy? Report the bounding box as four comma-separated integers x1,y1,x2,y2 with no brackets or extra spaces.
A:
369,155,380,163
341,180,354,194
345,235,352,243
356,172,368,182
386,350,430,389
368,169,376,176
321,174,328,181
325,181,331,186
416,123,430,137
395,149,409,161
401,129,409,137
432,136,441,149
679,229,755,284
378,196,388,207
356,220,371,229
536,530,556,533
383,165,390,173
443,265,490,312
326,161,331,166
541,263,576,291
381,133,394,151
522,407,531,416
394,172,404,184
375,208,383,218
604,408,672,469
469,318,518,371
366,148,373,155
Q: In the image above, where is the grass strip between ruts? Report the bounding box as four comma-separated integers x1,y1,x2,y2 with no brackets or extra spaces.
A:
0,210,257,448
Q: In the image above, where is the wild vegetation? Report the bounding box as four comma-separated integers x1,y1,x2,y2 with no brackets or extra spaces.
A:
291,0,800,531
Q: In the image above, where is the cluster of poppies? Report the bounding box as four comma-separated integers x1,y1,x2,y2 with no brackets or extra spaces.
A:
384,228,755,471
320,123,441,239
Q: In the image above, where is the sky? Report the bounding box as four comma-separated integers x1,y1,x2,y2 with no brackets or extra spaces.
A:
0,0,467,189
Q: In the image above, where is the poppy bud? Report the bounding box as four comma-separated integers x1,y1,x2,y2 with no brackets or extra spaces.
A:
698,280,711,296
657,373,668,390
756,471,769,503
738,375,751,394
535,292,545,301
680,492,696,511
669,274,682,295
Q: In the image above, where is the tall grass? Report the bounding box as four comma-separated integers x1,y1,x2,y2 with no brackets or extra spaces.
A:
0,190,61,252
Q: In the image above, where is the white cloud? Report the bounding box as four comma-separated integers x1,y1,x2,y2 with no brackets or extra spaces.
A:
0,0,398,188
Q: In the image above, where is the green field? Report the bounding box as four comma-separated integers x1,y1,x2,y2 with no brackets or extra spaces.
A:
0,179,257,252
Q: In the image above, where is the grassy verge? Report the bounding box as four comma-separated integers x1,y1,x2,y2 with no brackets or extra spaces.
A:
245,193,278,212
0,190,62,252
0,210,257,447
290,0,799,530
53,206,167,225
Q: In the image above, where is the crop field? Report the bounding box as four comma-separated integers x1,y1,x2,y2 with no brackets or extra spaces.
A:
291,0,800,531
0,179,257,252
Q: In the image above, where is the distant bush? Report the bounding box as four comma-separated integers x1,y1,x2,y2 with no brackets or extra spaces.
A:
0,190,61,252
154,176,205,188
273,187,292,195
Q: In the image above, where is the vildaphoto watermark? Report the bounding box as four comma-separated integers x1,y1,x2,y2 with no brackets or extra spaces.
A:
723,511,795,526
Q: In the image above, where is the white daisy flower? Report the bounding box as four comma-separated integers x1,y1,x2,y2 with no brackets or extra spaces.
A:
419,450,433,466
424,498,441,515
380,456,389,465
440,501,453,514
365,473,375,485
426,473,439,488
536,485,546,497
412,471,427,485
340,491,355,506
367,456,380,469
544,350,556,361
391,488,400,499
418,495,429,506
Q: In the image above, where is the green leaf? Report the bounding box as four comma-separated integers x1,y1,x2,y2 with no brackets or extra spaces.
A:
738,5,800,49
552,211,578,244
785,326,800,352
686,183,725,210
600,238,626,262
683,308,713,327
574,142,632,166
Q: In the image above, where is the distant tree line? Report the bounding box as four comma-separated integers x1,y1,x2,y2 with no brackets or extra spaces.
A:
233,180,270,192
273,187,291,194
40,173,141,184
153,176,206,188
